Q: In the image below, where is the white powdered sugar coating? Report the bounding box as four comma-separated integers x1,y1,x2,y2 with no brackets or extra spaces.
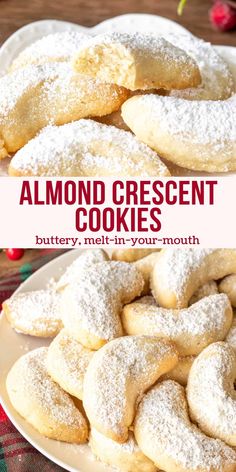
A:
189,280,218,305
187,342,236,437
164,32,234,100
47,329,93,395
4,289,63,336
56,249,108,290
158,248,214,300
130,293,230,341
137,93,236,153
11,119,168,176
226,317,236,352
76,32,195,70
13,347,84,427
84,336,175,434
136,380,236,471
11,31,88,67
62,261,144,341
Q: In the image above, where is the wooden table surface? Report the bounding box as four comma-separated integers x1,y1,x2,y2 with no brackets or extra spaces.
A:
0,0,236,46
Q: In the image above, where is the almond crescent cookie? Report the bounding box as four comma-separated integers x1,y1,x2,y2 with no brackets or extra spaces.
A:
46,329,94,400
122,293,232,356
56,249,109,291
134,380,236,472
90,427,157,472
9,31,88,71
0,63,129,156
187,342,236,447
73,32,201,91
9,119,170,177
6,347,88,443
2,289,63,337
61,261,144,350
152,248,236,309
121,93,236,172
83,336,178,442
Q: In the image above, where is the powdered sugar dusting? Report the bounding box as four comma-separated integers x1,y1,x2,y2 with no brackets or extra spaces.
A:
56,249,108,290
136,380,236,470
62,261,144,341
10,118,168,176
84,336,176,435
164,32,234,100
10,32,88,69
157,248,214,301
4,289,63,336
11,347,85,427
127,294,231,352
187,342,236,438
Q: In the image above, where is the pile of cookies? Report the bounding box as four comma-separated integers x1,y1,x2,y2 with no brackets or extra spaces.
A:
1,28,235,176
4,247,236,472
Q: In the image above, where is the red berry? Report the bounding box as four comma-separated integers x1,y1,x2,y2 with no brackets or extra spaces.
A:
209,0,236,31
6,248,25,261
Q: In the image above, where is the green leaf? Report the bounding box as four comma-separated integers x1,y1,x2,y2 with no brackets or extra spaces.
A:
178,0,188,15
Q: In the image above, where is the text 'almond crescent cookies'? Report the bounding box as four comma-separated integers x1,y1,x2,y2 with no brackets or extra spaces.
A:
90,427,157,472
73,32,201,91
9,119,170,177
134,380,236,472
61,261,144,350
219,274,236,307
9,31,88,71
46,329,94,400
151,248,236,309
6,347,88,443
121,93,236,173
165,32,234,100
122,293,232,355
2,289,62,337
161,355,195,386
187,342,236,447
83,336,178,443
56,249,109,291
0,63,128,157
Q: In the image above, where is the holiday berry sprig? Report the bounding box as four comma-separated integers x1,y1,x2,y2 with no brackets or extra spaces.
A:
4,249,25,261
178,0,236,31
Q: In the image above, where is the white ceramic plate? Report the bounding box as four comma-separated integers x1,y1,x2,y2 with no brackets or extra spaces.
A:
0,13,236,177
0,248,120,472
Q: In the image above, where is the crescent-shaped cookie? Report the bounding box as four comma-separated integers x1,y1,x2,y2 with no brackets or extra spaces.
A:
56,249,109,291
9,119,170,177
151,248,236,309
122,93,236,173
2,289,62,337
83,336,178,442
73,32,201,91
6,347,88,443
187,342,236,446
90,427,157,472
0,63,129,156
122,293,232,355
61,261,144,350
9,31,88,71
134,380,236,472
46,329,94,400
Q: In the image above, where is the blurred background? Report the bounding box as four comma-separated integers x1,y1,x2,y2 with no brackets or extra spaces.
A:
0,0,236,46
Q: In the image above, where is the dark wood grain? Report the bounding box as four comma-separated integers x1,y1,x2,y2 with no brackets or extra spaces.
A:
0,0,235,47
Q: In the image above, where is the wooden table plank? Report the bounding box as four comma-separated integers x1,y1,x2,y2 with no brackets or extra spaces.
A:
0,0,235,46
